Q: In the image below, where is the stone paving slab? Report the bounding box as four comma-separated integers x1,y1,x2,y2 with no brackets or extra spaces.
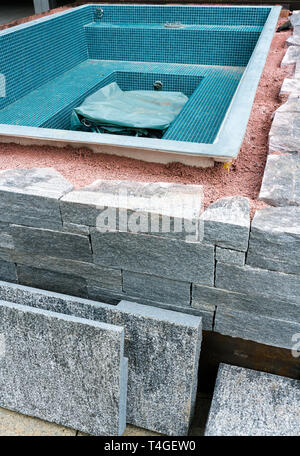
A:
0,300,127,436
205,364,300,436
0,281,202,436
0,168,73,230
259,154,300,206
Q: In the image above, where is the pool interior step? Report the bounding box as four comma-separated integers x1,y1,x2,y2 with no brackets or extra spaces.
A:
0,59,244,144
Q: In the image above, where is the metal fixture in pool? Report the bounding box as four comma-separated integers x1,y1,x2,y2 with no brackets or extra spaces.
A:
0,4,281,167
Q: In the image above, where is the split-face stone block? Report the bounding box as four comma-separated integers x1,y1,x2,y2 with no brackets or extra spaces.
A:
216,261,300,303
215,247,245,266
205,364,300,436
269,111,300,153
259,154,300,206
60,180,204,241
0,168,73,230
10,225,92,263
247,207,300,275
90,230,214,285
0,300,127,436
281,44,300,67
200,196,250,251
0,281,202,436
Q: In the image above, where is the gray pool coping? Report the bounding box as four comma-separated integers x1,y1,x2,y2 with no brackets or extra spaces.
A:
0,4,281,162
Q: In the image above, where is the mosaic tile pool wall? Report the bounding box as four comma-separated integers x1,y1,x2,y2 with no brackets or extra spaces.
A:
0,5,280,163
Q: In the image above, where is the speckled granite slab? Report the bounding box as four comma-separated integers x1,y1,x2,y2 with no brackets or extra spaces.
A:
0,300,127,436
0,280,202,436
205,364,300,436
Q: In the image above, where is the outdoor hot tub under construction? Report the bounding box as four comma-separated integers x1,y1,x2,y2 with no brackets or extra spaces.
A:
0,4,280,167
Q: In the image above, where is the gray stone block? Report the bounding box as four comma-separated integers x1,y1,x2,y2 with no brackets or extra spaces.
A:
122,271,191,307
0,260,17,283
246,252,300,275
0,300,127,436
11,251,122,291
61,180,203,241
90,230,214,285
259,155,300,206
276,95,300,113
17,265,88,298
62,222,90,235
87,282,214,330
200,196,250,251
269,111,300,153
280,78,300,96
0,168,73,230
0,222,14,261
215,305,300,349
0,281,202,436
215,247,245,266
205,364,300,436
216,262,300,303
11,225,92,263
291,10,300,27
247,207,300,268
281,45,300,67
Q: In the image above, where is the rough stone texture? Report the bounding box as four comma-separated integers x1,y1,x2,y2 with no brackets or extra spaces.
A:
90,230,214,285
286,35,300,47
215,247,245,266
259,154,300,206
0,222,14,262
269,111,300,153
10,225,92,263
280,78,300,96
215,305,300,349
0,300,127,436
122,271,191,307
11,250,122,291
0,260,17,283
216,262,300,303
291,10,300,27
205,364,300,436
16,265,89,298
87,283,214,330
247,207,300,274
276,95,300,113
0,281,202,436
0,168,73,230
0,407,76,436
281,44,300,67
60,180,203,241
200,196,250,251
62,222,90,235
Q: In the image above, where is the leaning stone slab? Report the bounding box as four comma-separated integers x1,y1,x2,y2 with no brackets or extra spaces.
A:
200,196,250,251
205,364,300,436
0,168,73,230
61,180,204,241
10,225,92,263
0,300,127,436
269,111,300,153
259,154,300,206
87,282,214,330
90,230,214,285
216,262,300,303
281,45,300,67
247,207,300,272
0,280,202,436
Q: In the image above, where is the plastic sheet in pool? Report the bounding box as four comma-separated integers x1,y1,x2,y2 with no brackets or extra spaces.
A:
70,82,188,138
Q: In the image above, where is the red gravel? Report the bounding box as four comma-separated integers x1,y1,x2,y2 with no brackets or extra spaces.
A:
0,13,294,217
